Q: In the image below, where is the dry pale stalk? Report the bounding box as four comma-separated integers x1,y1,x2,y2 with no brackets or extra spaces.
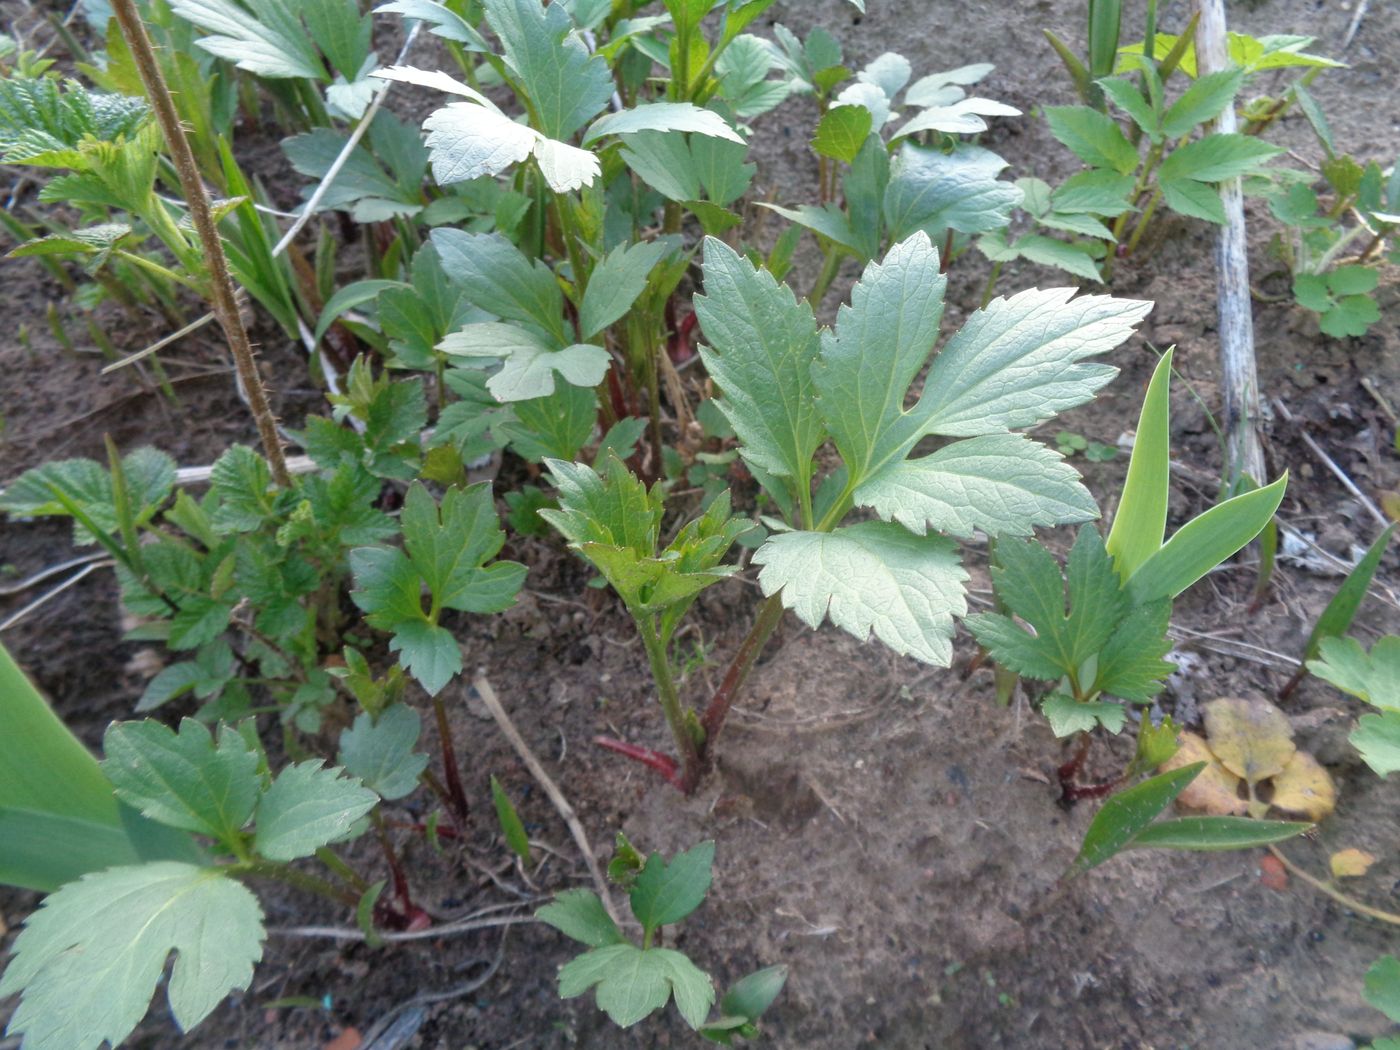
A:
1194,0,1265,487
109,0,291,486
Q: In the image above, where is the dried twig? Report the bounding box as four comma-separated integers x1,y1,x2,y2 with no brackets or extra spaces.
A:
270,914,534,942
1342,0,1370,51
359,931,509,1048
1272,397,1389,529
0,561,112,632
471,673,623,926
0,553,108,596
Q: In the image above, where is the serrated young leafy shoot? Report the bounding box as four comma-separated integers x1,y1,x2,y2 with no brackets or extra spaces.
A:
350,481,526,695
699,230,1150,667
538,841,785,1036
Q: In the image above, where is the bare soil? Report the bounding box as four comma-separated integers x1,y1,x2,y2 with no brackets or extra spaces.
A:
3,1,1400,1048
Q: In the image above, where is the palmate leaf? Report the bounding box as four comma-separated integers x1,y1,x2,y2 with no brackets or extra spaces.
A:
101,720,259,845
338,705,429,800
350,482,526,694
252,760,378,861
482,0,612,140
695,239,825,498
439,322,611,401
559,943,715,1029
169,0,326,80
967,527,1174,705
0,862,264,1050
853,434,1096,539
754,522,968,666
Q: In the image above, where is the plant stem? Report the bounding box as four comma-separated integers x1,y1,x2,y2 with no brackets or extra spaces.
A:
697,592,785,753
433,694,471,824
1124,187,1162,256
1268,846,1400,926
110,0,290,486
806,247,843,307
637,617,702,790
979,260,1004,308
241,861,360,909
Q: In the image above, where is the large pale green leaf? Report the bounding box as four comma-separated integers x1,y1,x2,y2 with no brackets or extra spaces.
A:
883,143,1022,242
252,760,377,861
439,322,610,401
0,862,264,1050
375,0,491,49
584,103,743,145
854,434,1096,538
814,232,946,485
919,287,1152,437
1126,475,1287,605
1352,711,1400,778
169,0,326,79
695,238,825,491
754,522,968,665
482,0,612,140
421,102,538,184
101,720,259,845
1105,349,1173,581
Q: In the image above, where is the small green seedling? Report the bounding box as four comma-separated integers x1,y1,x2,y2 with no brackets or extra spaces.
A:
537,841,786,1040
1292,265,1382,338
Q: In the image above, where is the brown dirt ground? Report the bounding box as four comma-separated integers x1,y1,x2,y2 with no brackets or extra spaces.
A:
3,1,1400,1048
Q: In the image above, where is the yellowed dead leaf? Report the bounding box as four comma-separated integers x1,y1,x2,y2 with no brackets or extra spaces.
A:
1161,731,1247,815
1203,697,1296,787
1269,750,1336,821
1330,848,1377,879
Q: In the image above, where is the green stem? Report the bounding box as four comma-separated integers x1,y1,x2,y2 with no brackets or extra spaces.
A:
979,260,1004,309
806,247,843,308
1124,187,1162,256
638,616,701,790
239,860,360,908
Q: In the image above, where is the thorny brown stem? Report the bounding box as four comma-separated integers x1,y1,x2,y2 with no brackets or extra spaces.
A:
110,0,290,486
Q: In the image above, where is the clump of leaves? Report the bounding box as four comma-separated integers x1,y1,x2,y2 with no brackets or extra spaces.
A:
0,443,414,730
537,841,786,1040
969,350,1285,739
1069,759,1311,875
1292,264,1382,338
0,718,382,1050
1160,697,1337,821
1308,634,1400,777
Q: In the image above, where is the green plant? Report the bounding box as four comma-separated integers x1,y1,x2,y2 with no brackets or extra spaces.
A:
968,350,1284,794
538,840,786,1040
0,715,395,1050
537,231,1149,791
1271,149,1398,339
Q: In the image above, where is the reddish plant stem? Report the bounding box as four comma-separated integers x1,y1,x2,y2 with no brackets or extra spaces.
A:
433,694,470,825
372,816,429,930
594,736,684,789
698,593,784,744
